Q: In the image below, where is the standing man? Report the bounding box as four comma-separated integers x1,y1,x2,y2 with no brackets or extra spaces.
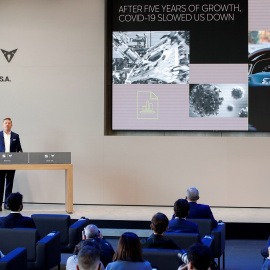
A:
0,118,22,211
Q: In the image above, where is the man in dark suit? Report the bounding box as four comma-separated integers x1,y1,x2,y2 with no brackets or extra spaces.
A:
0,192,35,228
172,187,218,228
185,187,218,227
82,224,114,267
141,212,179,249
0,118,23,211
167,199,200,240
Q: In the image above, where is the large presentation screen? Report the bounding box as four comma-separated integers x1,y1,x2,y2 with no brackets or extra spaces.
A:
108,0,270,131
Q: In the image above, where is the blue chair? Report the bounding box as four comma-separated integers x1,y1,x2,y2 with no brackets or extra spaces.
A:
187,219,226,269
187,218,213,237
32,214,89,253
163,233,200,250
143,249,181,270
0,228,60,270
0,248,27,270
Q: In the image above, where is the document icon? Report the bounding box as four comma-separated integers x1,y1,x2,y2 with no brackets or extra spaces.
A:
137,91,159,120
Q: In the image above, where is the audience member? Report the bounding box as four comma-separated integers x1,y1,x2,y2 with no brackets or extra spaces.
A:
172,188,217,227
0,192,35,228
76,245,104,270
141,212,179,249
261,246,270,269
105,232,152,270
83,224,114,267
261,236,270,259
178,243,212,270
67,241,86,270
167,199,200,239
186,187,217,227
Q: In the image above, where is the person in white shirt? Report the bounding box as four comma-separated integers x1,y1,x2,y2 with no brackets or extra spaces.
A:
76,246,104,270
0,118,22,211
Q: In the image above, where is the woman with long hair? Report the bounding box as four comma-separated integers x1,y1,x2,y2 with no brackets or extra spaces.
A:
105,232,152,270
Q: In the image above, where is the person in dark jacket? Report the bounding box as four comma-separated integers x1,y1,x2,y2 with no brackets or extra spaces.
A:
141,212,179,249
172,187,218,228
82,224,114,267
0,118,23,211
0,192,35,228
167,199,200,241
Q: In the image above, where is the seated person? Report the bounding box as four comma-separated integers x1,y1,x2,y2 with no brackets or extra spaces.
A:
82,224,114,267
172,187,217,227
105,232,152,270
141,212,179,249
178,243,213,270
261,236,270,259
76,245,104,270
167,199,200,239
67,240,86,270
0,192,35,228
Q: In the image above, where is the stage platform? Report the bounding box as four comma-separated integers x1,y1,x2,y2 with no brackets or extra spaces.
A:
0,203,269,223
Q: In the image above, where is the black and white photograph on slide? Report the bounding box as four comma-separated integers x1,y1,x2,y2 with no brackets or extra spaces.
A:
112,31,190,84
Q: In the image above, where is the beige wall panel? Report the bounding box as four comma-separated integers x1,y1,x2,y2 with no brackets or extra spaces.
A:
0,0,105,204
103,136,228,206
222,137,270,207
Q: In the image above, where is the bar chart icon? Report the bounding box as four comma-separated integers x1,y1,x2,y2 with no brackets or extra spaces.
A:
137,91,159,120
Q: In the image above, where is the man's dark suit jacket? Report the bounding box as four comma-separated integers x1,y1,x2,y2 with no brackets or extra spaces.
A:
172,202,218,227
167,218,201,241
0,131,22,152
141,234,179,249
188,202,218,227
85,238,114,267
0,213,36,228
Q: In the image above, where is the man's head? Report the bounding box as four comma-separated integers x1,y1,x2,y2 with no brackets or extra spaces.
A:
76,246,101,270
150,212,169,235
83,225,100,240
2,118,12,134
6,192,23,212
174,199,190,218
187,243,212,270
186,187,199,202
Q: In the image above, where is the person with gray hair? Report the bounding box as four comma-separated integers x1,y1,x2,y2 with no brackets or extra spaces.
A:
76,245,103,270
84,225,101,239
174,187,218,227
82,225,114,267
186,187,200,202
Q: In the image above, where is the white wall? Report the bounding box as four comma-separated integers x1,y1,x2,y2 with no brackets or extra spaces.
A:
0,0,269,208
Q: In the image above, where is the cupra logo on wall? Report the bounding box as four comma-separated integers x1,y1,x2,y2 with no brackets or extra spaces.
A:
0,48,18,82
1,49,18,63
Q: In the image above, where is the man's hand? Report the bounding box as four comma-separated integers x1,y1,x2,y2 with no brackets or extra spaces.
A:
82,230,86,240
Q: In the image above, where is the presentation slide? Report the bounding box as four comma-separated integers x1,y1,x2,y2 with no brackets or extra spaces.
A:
108,0,269,131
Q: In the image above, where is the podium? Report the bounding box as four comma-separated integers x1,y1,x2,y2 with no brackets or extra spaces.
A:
0,152,73,213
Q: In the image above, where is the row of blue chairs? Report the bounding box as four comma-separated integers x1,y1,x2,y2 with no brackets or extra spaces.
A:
0,214,225,270
0,215,89,270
